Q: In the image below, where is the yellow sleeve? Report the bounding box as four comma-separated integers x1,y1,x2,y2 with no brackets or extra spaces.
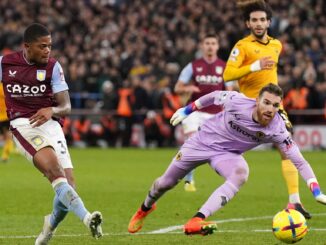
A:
223,43,251,81
223,65,251,82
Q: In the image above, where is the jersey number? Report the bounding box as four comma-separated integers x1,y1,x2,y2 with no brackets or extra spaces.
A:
57,140,67,154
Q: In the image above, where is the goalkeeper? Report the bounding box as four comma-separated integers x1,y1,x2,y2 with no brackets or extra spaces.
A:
128,84,325,236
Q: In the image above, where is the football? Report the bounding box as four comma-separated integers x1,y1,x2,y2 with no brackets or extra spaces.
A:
272,209,308,244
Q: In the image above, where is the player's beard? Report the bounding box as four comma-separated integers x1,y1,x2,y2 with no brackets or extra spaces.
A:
257,108,273,126
251,28,267,40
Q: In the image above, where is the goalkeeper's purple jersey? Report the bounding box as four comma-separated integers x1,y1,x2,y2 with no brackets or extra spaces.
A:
184,91,314,180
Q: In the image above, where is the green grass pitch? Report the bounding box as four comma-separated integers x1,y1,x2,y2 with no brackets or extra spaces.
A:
0,148,325,244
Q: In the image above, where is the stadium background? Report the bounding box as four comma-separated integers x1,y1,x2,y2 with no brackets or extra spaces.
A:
0,0,325,149
0,1,326,244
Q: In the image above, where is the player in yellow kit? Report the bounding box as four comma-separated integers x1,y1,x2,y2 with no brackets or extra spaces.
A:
223,0,311,219
0,83,13,162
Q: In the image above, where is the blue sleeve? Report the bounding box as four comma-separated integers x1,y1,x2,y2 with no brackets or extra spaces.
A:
0,56,3,82
51,61,69,93
177,63,193,84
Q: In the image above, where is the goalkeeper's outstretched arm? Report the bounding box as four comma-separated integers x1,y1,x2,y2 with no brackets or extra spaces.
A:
170,91,232,126
279,140,326,205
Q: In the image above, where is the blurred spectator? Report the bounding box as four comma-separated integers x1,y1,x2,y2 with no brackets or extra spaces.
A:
144,110,171,148
101,80,118,111
62,117,73,146
72,116,92,147
116,80,134,146
1,0,325,146
100,115,118,147
283,82,309,111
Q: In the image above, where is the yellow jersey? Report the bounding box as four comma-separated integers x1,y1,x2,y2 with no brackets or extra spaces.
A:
223,34,282,98
0,83,8,122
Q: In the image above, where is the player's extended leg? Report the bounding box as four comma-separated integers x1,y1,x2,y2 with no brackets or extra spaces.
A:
36,168,84,245
33,147,102,245
184,157,249,235
182,118,199,192
36,168,78,245
128,158,196,233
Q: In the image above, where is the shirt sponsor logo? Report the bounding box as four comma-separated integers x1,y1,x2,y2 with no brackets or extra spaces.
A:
228,121,260,142
195,75,223,84
36,70,46,81
6,84,47,96
196,67,203,72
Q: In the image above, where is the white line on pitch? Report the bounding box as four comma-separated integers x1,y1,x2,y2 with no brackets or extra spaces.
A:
1,213,326,239
147,213,326,234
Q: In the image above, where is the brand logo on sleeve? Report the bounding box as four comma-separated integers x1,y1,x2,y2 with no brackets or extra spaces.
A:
196,67,203,72
9,70,17,77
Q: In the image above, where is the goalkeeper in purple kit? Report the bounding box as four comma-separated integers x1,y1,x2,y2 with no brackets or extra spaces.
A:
128,83,325,236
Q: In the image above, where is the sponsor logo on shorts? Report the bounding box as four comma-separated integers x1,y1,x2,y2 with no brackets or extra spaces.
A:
31,136,44,146
175,151,182,161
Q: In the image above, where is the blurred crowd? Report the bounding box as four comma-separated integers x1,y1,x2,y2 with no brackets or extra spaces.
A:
0,0,325,147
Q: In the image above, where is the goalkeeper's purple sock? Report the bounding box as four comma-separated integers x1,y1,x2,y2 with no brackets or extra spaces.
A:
198,181,238,218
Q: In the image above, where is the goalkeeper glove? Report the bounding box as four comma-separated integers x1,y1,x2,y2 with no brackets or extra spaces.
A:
308,178,326,205
170,102,197,126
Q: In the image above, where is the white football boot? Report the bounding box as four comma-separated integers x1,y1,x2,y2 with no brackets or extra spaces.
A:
83,211,103,239
35,215,56,245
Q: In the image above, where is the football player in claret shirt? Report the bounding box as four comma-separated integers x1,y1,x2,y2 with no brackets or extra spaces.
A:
0,23,103,244
223,0,311,219
128,83,326,236
174,33,231,192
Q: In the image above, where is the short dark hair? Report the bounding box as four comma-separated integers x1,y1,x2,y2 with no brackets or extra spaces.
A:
202,32,219,42
259,83,283,99
204,32,218,39
23,23,50,43
238,0,273,21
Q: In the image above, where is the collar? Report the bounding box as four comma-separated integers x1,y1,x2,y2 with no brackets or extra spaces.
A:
248,34,273,45
22,50,35,65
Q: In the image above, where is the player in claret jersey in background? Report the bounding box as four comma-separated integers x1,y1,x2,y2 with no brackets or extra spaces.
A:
174,33,232,192
0,23,103,245
223,0,311,219
128,83,326,236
